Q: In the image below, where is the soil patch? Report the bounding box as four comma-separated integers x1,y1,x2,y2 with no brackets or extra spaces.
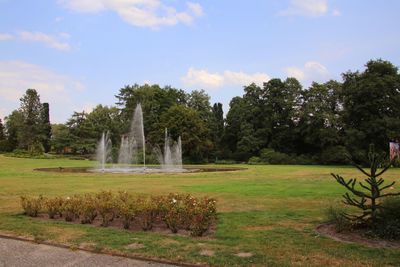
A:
199,250,215,256
235,252,253,258
316,223,400,249
33,213,216,238
126,242,145,250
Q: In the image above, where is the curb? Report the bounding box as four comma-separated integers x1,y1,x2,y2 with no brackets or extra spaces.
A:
0,233,206,267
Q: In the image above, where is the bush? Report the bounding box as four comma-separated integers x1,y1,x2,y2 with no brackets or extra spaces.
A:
116,191,136,229
28,142,45,155
190,197,217,236
44,197,64,219
215,159,238,165
373,197,400,240
20,195,43,217
135,196,157,231
20,191,218,237
0,140,13,152
79,194,97,224
319,146,351,165
63,196,81,222
95,191,116,227
260,149,292,164
248,156,262,165
161,194,188,233
325,206,351,232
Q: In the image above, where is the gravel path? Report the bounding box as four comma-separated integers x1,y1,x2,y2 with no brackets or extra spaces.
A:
0,237,177,267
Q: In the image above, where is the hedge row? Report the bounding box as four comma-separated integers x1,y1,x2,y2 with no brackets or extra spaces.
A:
20,192,217,236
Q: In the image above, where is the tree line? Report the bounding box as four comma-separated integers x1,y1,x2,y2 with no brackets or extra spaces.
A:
1,59,399,164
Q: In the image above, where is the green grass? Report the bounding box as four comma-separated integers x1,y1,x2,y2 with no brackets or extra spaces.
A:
0,155,399,266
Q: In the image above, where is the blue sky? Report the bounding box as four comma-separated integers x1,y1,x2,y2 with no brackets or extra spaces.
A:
0,0,399,123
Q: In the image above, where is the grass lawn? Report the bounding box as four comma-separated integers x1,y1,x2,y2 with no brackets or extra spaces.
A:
0,154,399,266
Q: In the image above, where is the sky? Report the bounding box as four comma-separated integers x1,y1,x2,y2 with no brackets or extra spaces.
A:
0,0,399,123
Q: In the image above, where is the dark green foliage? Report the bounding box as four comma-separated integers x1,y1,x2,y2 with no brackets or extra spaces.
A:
4,59,400,164
374,197,400,239
319,146,350,165
342,60,400,163
296,81,343,158
331,146,400,225
0,118,5,141
4,110,24,151
211,102,224,159
157,105,213,162
260,149,292,164
51,124,71,153
41,103,51,153
0,119,12,152
18,89,44,150
325,206,351,232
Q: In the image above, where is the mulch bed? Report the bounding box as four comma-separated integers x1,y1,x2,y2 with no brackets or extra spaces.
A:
316,223,400,249
32,213,216,238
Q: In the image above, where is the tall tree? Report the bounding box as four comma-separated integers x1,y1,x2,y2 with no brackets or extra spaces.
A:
66,111,93,154
188,90,212,121
263,78,302,153
157,105,212,162
18,89,43,151
0,118,5,141
211,103,224,158
342,59,400,162
41,103,52,152
115,84,188,145
296,80,346,163
4,110,24,151
51,124,72,154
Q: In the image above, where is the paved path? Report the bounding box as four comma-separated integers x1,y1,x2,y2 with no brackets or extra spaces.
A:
0,237,176,267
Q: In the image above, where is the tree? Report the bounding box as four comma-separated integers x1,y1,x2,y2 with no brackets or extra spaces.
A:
157,105,212,162
18,89,44,151
51,124,72,154
223,96,247,159
331,145,400,224
296,81,346,163
0,118,10,152
263,78,302,154
4,110,24,150
211,103,224,158
115,84,188,146
188,90,212,121
41,103,52,152
342,59,400,162
66,111,93,154
0,118,5,141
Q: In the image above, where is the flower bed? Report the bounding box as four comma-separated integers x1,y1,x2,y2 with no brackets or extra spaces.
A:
20,192,217,237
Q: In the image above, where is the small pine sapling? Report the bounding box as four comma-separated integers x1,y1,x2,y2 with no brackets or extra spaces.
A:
331,145,400,225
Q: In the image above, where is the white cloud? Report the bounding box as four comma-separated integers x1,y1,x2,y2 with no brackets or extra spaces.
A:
285,61,329,85
0,60,85,122
332,9,341,16
187,2,203,17
0,31,72,51
55,16,64,23
181,68,270,89
17,31,71,51
58,0,203,29
279,0,330,17
0,33,14,41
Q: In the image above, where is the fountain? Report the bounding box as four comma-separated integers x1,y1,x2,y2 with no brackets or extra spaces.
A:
96,131,112,171
154,128,183,171
92,104,186,173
